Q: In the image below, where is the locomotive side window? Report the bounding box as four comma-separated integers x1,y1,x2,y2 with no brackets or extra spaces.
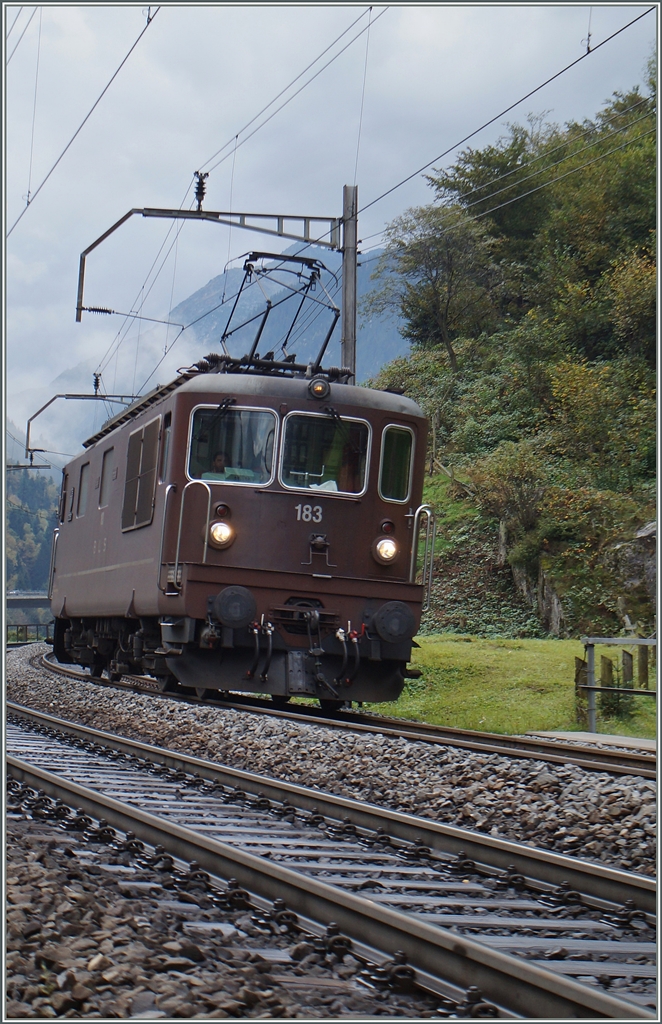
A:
59,473,69,522
99,448,115,508
281,413,370,495
159,412,172,482
76,463,90,517
188,407,276,485
379,426,414,503
121,417,160,531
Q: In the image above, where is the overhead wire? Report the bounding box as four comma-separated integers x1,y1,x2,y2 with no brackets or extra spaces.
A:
132,226,341,394
106,7,651,387
163,224,181,350
6,428,49,464
6,6,25,38
108,5,653,393
360,5,656,215
199,6,373,172
449,109,655,214
430,94,653,205
353,5,372,185
25,4,42,205
203,7,388,176
131,286,144,397
137,262,324,392
266,8,657,318
6,4,37,64
222,136,239,303
349,96,654,255
95,185,194,376
88,9,376,391
7,6,161,236
358,125,656,269
6,429,77,462
6,498,55,521
472,126,656,216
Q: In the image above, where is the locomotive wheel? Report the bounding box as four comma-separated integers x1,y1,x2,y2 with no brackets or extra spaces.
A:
90,661,105,679
271,695,291,706
319,699,344,712
155,676,180,694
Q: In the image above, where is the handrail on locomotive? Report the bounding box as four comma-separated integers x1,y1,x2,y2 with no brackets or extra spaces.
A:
410,504,436,612
171,479,213,592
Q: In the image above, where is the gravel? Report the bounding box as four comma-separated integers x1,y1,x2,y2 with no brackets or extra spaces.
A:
8,645,656,878
6,815,445,1020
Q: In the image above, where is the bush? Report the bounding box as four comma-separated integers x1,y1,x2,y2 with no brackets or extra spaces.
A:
542,486,641,551
546,357,655,489
467,440,547,531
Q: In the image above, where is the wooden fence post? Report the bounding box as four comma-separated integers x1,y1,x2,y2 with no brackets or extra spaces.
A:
638,645,649,689
620,649,635,717
599,655,616,717
574,657,588,728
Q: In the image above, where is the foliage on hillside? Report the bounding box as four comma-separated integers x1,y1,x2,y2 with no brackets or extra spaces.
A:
370,69,656,635
418,475,547,638
6,471,59,593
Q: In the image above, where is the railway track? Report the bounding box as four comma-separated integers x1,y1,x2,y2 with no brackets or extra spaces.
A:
39,652,656,779
7,703,656,1019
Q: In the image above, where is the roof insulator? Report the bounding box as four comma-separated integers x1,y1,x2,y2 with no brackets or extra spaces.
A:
194,171,209,211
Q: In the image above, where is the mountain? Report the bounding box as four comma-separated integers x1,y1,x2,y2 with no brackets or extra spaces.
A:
170,245,407,381
7,246,407,460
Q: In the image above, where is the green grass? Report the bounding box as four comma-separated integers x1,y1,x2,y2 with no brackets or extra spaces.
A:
366,634,657,739
422,472,479,556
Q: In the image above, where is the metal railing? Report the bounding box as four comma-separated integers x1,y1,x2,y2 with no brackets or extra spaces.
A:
170,479,212,593
157,483,177,594
579,636,657,732
47,528,59,600
7,622,54,645
409,504,436,612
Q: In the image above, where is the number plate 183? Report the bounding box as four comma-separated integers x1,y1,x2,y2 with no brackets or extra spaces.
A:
295,503,322,523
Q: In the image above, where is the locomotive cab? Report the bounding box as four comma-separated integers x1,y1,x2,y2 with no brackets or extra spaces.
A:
50,360,434,708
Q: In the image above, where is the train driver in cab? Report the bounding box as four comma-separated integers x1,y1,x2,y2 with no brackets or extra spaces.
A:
203,450,230,480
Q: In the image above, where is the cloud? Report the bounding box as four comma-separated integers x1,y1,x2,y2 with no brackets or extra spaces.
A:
5,3,655,436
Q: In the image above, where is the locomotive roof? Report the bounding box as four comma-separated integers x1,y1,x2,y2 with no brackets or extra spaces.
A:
83,370,423,449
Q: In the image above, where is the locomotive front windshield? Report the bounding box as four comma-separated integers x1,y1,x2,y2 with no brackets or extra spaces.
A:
281,414,369,493
188,407,276,483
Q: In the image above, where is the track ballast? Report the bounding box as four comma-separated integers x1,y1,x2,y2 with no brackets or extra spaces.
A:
7,704,656,1019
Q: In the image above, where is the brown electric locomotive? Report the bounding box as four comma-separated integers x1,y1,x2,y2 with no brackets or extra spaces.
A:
50,256,435,709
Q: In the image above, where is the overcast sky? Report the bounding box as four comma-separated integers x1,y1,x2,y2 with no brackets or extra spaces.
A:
4,2,657,446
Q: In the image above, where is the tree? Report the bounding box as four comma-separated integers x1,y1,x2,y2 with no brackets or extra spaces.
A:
467,440,547,531
427,116,558,258
608,246,656,363
6,470,59,591
364,205,500,373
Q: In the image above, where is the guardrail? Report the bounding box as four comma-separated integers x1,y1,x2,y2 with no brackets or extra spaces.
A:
7,622,54,646
579,636,657,732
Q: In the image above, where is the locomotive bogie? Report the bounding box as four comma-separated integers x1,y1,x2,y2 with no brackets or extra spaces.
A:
50,371,430,705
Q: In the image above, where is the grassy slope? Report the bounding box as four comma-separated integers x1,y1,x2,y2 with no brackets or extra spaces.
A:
366,635,656,739
418,474,546,638
366,474,656,739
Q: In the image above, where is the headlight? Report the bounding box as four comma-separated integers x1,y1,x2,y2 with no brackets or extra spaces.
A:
209,520,234,549
372,535,398,564
309,376,330,399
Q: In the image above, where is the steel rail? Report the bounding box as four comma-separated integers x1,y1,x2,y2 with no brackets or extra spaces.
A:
38,654,656,779
6,752,654,1020
7,702,655,915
